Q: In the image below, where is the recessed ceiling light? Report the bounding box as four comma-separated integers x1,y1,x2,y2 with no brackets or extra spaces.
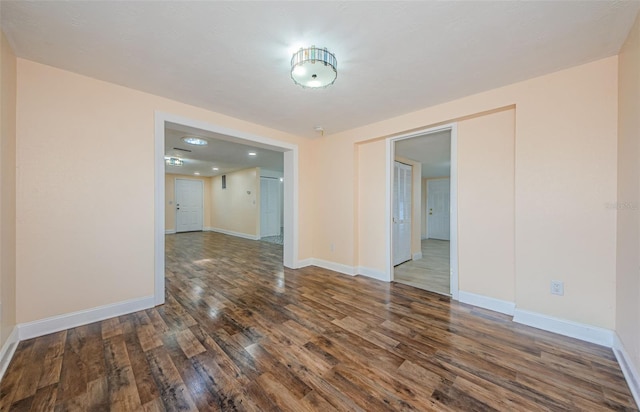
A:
248,152,257,156
212,167,219,171
194,172,200,175
182,136,208,146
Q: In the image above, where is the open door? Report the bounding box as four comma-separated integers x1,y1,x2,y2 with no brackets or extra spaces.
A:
393,161,412,265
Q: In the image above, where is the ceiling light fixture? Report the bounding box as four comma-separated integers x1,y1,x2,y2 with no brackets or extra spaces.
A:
212,167,219,171
194,172,200,175
166,157,183,166
248,152,257,156
182,136,208,146
291,46,337,88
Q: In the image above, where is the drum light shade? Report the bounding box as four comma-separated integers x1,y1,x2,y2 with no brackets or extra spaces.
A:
291,46,337,88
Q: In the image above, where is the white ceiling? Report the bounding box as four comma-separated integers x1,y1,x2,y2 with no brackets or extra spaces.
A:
165,124,283,177
2,1,639,138
395,131,451,178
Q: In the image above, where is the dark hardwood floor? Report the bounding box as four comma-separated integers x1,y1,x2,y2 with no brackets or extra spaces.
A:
0,231,637,411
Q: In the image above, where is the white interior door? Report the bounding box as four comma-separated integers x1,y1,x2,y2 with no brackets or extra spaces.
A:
176,179,204,233
260,177,281,237
427,178,450,240
393,161,412,266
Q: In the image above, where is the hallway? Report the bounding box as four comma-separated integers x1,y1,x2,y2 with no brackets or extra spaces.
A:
394,239,450,295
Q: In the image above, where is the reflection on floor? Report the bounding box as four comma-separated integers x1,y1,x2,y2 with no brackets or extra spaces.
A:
394,239,450,295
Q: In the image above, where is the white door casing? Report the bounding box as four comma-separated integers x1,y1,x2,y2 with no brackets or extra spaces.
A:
427,178,451,240
260,177,281,237
386,123,458,300
393,161,412,266
175,179,203,232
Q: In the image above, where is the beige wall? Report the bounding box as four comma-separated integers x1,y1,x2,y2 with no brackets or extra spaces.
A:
15,59,311,324
458,109,515,302
164,174,212,232
335,56,618,329
616,11,640,377
211,168,260,237
356,140,386,271
0,31,16,345
395,156,422,257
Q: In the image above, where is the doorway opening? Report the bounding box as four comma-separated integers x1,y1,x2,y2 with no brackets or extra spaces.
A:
154,112,299,305
387,124,458,299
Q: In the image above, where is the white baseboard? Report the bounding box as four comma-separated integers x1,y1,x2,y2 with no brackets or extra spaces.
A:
18,295,155,341
206,227,260,241
357,266,390,282
458,291,515,316
296,258,313,269
513,309,614,347
306,258,356,276
297,259,390,282
165,229,176,234
613,333,640,408
0,327,18,382
412,252,423,260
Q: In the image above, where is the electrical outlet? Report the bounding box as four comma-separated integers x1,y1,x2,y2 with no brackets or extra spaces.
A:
551,280,564,296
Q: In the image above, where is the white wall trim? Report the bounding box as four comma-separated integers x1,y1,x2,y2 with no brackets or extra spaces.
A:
357,266,389,282
613,333,640,408
206,227,260,241
513,309,614,347
458,291,515,316
0,327,19,382
18,296,155,341
304,259,356,276
296,258,314,268
165,229,176,235
298,259,390,282
412,252,423,260
154,113,166,305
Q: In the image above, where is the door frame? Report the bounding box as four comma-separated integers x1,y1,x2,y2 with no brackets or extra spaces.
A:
386,123,459,300
174,177,205,233
154,111,300,306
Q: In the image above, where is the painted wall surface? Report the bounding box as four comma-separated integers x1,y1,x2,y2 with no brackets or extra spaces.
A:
0,31,16,345
356,140,386,272
458,109,515,302
211,168,260,237
332,57,618,329
616,11,640,378
165,174,212,232
15,60,311,324
313,135,356,267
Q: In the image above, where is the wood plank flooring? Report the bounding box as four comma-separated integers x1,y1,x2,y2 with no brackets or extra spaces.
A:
394,239,450,295
0,231,636,411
